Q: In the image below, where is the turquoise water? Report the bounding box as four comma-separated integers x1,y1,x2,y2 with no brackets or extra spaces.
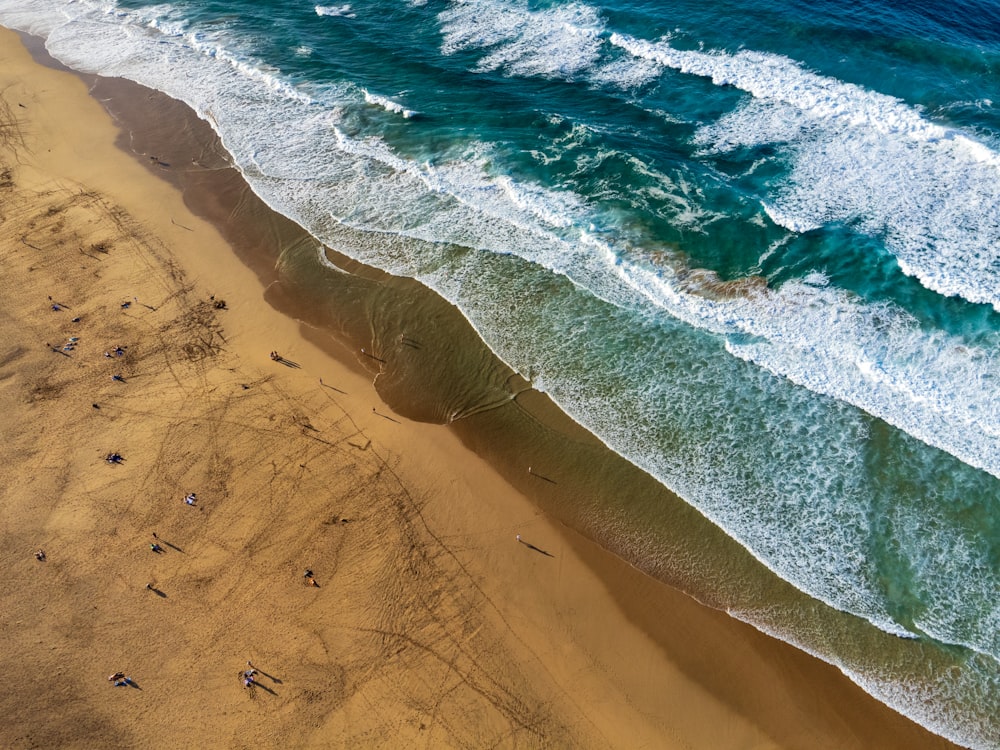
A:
2,0,998,745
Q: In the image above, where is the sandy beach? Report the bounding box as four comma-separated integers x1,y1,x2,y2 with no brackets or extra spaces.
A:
0,28,962,749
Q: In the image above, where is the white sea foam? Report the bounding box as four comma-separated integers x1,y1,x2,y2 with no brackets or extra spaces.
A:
315,4,355,19
615,258,1000,480
440,0,605,79
362,89,417,118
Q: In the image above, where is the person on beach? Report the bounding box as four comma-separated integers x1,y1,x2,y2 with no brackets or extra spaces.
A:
34,549,46,561
106,452,124,464
270,351,281,361
150,542,163,553
108,672,126,684
184,493,197,506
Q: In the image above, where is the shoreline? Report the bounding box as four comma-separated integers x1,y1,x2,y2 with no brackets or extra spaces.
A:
0,26,962,749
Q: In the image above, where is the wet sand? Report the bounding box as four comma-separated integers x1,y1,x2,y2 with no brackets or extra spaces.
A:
0,27,960,749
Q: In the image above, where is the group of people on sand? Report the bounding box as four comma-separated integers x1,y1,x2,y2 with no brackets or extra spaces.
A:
86,328,322,697
44,291,306,696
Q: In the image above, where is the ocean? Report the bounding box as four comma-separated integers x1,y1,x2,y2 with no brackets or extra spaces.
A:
2,0,997,745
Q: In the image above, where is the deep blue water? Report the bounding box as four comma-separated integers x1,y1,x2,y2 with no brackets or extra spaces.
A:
2,0,998,745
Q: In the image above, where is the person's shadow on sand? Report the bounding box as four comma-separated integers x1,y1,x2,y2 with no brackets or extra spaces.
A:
270,353,302,369
516,535,555,557
159,537,184,553
255,668,282,685
241,671,279,696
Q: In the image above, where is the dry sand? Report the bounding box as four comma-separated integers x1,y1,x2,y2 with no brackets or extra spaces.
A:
0,28,960,749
